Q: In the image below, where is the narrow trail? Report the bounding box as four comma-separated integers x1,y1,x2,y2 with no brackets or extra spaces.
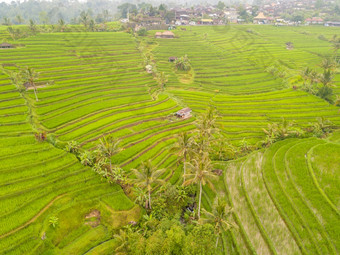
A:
0,194,65,240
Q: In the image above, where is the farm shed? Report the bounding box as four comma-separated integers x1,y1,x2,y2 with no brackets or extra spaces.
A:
0,43,14,49
155,31,175,39
168,57,177,62
175,108,192,119
201,19,213,25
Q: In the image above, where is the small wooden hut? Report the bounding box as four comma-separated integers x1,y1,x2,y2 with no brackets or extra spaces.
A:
155,31,175,39
175,108,192,119
0,43,14,49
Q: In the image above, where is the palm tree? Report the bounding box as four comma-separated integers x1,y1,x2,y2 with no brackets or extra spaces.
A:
156,71,168,90
89,19,95,32
114,229,130,254
195,107,219,155
21,67,40,101
29,19,37,33
80,150,94,166
170,132,195,182
96,135,121,172
175,55,191,71
195,107,219,139
66,140,80,154
131,160,165,209
201,195,236,248
300,67,318,94
184,153,218,219
319,69,335,88
317,86,334,103
102,10,110,22
331,35,340,55
215,138,237,161
0,67,24,91
335,95,340,106
301,67,312,85
320,57,337,71
133,186,148,208
58,19,66,32
2,17,11,26
314,117,333,135
79,11,91,29
15,15,24,25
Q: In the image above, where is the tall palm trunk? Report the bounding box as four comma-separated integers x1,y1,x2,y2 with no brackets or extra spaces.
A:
215,235,219,248
32,82,38,101
198,181,202,219
183,152,186,182
148,189,152,209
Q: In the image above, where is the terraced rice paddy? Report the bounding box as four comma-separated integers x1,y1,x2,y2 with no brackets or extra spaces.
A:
219,134,340,254
0,73,138,254
0,24,339,254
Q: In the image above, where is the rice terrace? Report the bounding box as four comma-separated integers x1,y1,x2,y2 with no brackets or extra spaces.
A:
0,1,340,254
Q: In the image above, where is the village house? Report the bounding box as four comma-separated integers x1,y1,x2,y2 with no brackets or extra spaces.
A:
253,12,269,24
305,17,324,25
155,31,175,39
324,21,340,27
224,8,238,23
175,108,192,119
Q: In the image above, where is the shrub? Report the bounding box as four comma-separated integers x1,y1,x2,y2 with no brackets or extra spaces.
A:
317,86,334,103
137,27,147,36
174,55,191,71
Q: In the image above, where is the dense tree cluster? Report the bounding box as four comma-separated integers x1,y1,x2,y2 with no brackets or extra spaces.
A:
0,0,117,25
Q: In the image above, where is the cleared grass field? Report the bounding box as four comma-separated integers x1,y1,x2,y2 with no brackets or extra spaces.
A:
0,24,339,254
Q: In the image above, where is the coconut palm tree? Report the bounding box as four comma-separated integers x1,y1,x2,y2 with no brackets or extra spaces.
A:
330,35,340,55
335,95,340,106
96,135,121,172
319,69,335,87
89,19,95,32
65,140,80,153
300,67,318,94
170,132,195,182
15,15,24,25
194,107,219,155
21,67,40,101
317,86,334,103
174,55,191,71
0,67,25,91
184,152,218,219
195,107,219,138
156,71,168,90
80,150,94,166
29,19,37,33
58,19,66,32
79,11,91,29
2,17,11,26
201,195,236,248
320,57,337,71
131,160,165,209
114,229,130,254
215,138,237,161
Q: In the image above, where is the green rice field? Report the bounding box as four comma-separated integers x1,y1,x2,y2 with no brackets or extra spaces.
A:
0,24,339,254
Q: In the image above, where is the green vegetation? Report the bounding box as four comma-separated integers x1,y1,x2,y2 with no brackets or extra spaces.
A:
0,24,339,254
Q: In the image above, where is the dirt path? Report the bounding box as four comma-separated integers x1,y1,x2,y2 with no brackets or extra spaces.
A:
0,194,65,240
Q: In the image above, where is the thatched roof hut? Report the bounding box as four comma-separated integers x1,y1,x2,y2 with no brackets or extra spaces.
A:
155,31,175,39
0,43,14,49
